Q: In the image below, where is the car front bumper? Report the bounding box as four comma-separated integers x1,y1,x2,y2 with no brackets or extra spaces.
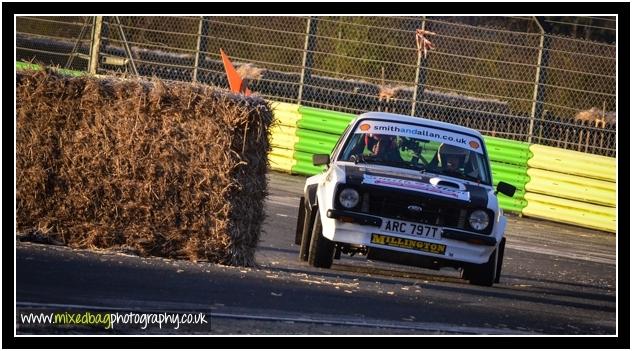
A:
324,209,497,265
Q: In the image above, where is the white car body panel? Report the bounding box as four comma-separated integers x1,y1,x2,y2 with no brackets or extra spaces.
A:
305,112,509,267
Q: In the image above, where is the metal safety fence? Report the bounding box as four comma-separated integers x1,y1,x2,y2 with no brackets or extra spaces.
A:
16,15,617,157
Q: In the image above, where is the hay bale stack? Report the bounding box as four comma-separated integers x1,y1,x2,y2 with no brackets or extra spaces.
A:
16,69,272,266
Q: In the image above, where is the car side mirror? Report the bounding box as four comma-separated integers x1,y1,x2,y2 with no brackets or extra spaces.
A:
312,154,330,166
496,181,516,197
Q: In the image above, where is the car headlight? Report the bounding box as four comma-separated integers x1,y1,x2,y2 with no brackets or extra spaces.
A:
339,188,360,209
468,210,489,231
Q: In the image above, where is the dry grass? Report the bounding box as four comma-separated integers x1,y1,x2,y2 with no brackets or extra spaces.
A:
377,85,407,100
236,63,265,81
575,107,616,125
16,68,273,266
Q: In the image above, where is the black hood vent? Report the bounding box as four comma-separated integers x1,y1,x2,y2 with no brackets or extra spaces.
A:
436,180,460,189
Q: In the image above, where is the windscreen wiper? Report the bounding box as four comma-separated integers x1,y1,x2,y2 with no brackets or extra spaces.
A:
350,153,369,164
381,159,414,169
460,173,483,183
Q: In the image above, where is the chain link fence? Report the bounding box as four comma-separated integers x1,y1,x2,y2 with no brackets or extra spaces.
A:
16,16,95,72
15,16,616,157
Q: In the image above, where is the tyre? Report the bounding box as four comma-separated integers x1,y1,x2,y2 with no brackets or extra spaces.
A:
334,246,341,260
294,197,306,245
298,205,316,262
307,210,335,268
459,267,470,280
465,247,497,287
494,237,506,283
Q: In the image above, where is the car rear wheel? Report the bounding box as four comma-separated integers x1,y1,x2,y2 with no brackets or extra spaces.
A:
307,210,335,268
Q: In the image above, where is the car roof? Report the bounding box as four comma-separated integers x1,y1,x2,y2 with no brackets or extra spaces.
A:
354,112,484,139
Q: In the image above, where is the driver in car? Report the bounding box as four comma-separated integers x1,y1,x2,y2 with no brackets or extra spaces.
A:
437,143,479,179
366,134,403,162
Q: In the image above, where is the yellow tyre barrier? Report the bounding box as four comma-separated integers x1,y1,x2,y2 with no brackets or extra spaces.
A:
526,168,615,207
268,101,301,174
270,124,299,150
270,101,301,127
523,193,615,233
528,144,615,182
268,147,296,173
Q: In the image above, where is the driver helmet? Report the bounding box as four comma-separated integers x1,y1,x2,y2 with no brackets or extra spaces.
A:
365,134,396,148
438,143,469,167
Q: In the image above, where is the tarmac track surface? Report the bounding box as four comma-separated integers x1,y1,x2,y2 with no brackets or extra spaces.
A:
16,172,617,335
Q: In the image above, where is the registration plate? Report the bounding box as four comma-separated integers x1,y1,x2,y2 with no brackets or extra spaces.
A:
381,219,442,239
370,233,446,255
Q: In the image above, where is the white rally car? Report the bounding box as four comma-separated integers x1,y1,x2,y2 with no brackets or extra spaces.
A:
295,112,516,286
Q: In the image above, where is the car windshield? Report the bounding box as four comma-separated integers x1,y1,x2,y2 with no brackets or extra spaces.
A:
339,119,491,184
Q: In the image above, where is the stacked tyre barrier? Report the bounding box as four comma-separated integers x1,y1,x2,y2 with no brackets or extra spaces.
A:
268,103,353,176
482,136,531,214
523,145,616,233
268,102,301,173
266,104,616,233
293,107,356,176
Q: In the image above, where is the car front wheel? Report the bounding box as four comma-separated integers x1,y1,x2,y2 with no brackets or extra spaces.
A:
294,196,306,245
494,237,506,283
465,247,498,287
307,209,335,268
299,203,316,262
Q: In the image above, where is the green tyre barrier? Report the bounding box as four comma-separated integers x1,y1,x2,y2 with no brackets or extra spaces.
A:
295,129,340,155
292,151,326,176
298,106,355,134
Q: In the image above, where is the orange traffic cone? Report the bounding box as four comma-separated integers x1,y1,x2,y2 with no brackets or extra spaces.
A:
220,48,251,96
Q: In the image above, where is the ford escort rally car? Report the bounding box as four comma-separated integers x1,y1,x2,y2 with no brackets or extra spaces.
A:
295,112,516,286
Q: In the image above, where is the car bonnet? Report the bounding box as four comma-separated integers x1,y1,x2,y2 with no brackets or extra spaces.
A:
343,164,489,208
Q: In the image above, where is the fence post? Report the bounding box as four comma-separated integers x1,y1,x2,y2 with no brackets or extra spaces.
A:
411,16,427,117
88,16,103,75
114,16,138,76
192,16,203,82
66,16,91,69
193,16,210,83
297,16,318,105
528,17,550,144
